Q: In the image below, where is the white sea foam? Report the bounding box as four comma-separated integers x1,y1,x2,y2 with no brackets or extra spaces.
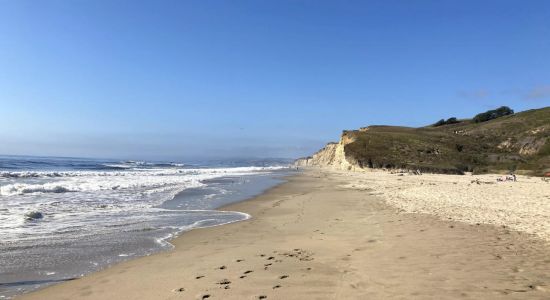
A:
0,165,284,243
0,166,285,196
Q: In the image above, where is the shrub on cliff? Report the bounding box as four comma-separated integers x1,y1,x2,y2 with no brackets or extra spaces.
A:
473,106,514,123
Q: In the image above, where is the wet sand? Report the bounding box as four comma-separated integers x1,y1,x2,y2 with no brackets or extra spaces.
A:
19,169,550,299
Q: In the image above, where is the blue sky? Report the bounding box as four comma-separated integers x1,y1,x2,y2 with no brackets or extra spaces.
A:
1,0,549,160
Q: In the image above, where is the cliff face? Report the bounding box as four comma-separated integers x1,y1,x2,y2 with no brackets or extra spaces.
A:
296,107,550,176
295,131,359,170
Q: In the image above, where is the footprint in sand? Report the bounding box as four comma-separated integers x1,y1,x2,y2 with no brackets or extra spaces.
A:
201,295,211,299
175,287,185,292
236,259,244,262
244,270,253,274
279,275,289,279
218,265,227,270
217,279,231,285
196,275,205,279
240,275,247,279
258,296,267,299
273,285,281,289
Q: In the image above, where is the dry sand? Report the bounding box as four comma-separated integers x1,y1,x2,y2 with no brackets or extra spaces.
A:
336,170,550,241
20,169,550,299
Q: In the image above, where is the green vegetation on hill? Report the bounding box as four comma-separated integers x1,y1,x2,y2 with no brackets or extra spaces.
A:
433,117,460,127
342,107,550,175
473,106,514,123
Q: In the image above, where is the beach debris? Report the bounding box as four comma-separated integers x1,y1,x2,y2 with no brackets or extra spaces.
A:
217,279,231,285
24,211,43,220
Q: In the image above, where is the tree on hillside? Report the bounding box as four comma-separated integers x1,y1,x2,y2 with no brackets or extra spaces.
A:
433,117,460,127
473,106,514,123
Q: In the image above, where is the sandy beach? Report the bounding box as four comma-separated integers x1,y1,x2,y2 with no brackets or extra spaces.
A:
20,169,550,299
336,170,550,241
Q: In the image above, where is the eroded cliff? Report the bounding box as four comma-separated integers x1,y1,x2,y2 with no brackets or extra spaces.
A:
296,107,550,175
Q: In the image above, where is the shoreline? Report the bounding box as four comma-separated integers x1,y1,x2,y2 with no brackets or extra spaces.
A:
19,169,550,299
1,171,289,299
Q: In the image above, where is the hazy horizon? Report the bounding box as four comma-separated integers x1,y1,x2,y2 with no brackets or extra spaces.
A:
1,0,549,160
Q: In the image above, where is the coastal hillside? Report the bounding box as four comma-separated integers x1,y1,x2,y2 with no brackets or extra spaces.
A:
296,107,550,175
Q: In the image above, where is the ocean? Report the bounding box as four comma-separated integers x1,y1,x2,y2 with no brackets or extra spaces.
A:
0,155,292,298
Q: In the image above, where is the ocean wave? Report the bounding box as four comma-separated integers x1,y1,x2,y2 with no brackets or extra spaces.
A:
0,179,197,196
0,166,286,179
0,166,286,196
0,184,76,195
0,172,65,178
100,164,134,170
100,161,185,170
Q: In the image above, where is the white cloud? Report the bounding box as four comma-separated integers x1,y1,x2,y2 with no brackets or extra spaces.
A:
524,85,550,100
458,89,489,99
